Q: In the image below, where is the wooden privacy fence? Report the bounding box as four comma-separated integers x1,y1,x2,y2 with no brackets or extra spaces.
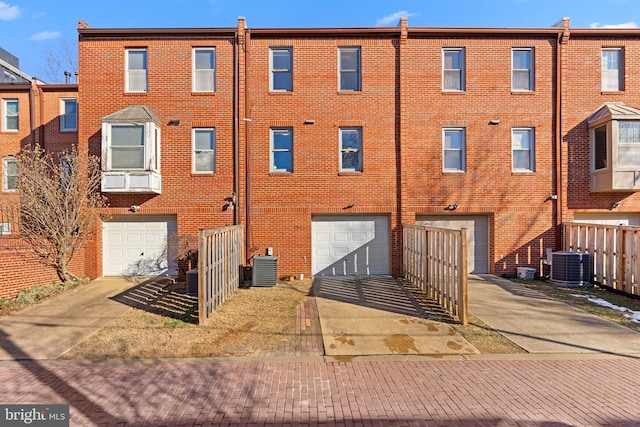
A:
403,224,468,325
197,225,244,325
563,222,640,297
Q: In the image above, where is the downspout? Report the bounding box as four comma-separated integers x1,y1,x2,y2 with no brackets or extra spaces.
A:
233,31,240,226
244,28,252,261
555,19,569,249
38,82,45,150
29,80,36,149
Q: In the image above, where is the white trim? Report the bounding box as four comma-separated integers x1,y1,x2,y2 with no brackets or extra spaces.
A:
125,48,148,93
442,127,466,172
2,99,18,132
601,47,623,92
442,47,465,92
192,128,216,174
512,127,535,172
2,156,18,192
269,47,293,92
511,47,534,92
192,47,216,92
59,98,77,132
339,127,362,172
270,127,293,172
338,46,361,92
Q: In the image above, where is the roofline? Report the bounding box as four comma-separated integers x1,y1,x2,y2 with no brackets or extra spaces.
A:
567,28,640,37
0,83,30,91
78,27,237,39
39,84,78,91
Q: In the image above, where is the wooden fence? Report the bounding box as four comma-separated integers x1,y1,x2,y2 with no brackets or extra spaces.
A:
197,225,245,325
563,222,640,297
403,224,468,325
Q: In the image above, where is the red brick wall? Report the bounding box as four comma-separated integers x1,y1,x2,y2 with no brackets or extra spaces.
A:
0,237,86,299
78,33,238,276
561,37,640,220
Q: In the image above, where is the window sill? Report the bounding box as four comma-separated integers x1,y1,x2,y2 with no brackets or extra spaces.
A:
510,90,535,95
269,91,293,95
191,172,216,176
338,171,363,176
269,171,293,176
191,92,216,96
1,130,18,133
60,129,77,133
337,91,362,95
512,171,535,175
124,92,148,96
442,90,466,95
442,170,465,174
601,91,624,95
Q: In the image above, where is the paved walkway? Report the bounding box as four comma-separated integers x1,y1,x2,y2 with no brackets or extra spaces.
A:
0,357,639,426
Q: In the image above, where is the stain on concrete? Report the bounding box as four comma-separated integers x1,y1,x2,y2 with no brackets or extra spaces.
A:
400,319,410,324
335,335,355,346
329,344,336,349
447,341,463,350
448,328,456,336
384,334,419,354
427,323,439,332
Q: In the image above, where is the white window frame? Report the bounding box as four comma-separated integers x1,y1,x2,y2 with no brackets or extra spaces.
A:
512,127,535,172
270,128,294,173
2,156,18,192
442,48,465,91
2,99,18,131
0,222,11,235
102,122,160,172
442,128,466,172
192,48,216,92
270,47,293,92
125,48,148,93
338,47,361,92
339,127,363,172
602,48,623,92
60,98,77,132
512,48,534,92
192,128,216,174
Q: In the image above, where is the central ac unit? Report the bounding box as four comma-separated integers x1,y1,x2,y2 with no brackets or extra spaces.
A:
550,251,593,287
252,256,278,287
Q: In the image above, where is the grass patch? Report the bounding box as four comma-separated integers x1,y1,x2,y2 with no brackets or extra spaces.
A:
0,280,83,317
511,278,640,333
452,314,526,354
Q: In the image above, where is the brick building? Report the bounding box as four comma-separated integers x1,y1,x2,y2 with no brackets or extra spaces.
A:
3,17,640,294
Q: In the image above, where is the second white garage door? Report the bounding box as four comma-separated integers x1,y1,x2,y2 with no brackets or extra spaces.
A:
312,215,390,276
416,215,489,274
103,215,178,276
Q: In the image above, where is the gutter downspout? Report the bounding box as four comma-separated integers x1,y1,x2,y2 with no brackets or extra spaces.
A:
244,28,252,262
233,31,240,226
555,19,569,249
29,80,36,149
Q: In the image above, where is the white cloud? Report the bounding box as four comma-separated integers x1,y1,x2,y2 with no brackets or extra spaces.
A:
376,10,416,27
0,1,19,20
29,31,62,41
590,21,638,29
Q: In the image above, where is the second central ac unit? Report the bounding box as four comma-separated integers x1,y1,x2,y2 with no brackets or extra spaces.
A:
550,251,593,287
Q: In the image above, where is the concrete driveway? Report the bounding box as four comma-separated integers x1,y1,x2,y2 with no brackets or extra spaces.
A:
313,276,478,357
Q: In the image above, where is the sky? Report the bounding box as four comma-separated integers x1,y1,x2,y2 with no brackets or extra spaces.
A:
1,0,639,79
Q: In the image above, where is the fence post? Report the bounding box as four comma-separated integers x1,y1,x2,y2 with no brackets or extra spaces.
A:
197,229,205,325
459,228,468,326
616,224,625,292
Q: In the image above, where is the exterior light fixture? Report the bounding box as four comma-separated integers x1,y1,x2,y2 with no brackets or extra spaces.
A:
130,205,141,212
446,204,459,210
168,119,180,126
343,203,355,209
304,119,315,124
611,202,621,210
489,119,500,125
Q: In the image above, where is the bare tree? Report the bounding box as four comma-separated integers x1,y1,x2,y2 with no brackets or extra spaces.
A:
38,39,77,84
11,145,107,282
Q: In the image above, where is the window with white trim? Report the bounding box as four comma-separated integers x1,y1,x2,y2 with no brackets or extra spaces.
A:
193,128,216,173
2,99,18,131
193,48,215,92
339,127,362,172
602,48,623,92
512,128,535,172
109,125,146,169
126,48,148,92
270,47,292,92
2,156,18,192
0,222,10,235
443,128,465,172
339,47,361,92
443,48,465,91
271,128,293,172
60,98,77,131
512,48,534,91
618,121,640,167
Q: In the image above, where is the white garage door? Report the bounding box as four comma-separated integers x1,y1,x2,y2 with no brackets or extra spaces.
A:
103,215,178,276
416,215,489,274
312,215,390,276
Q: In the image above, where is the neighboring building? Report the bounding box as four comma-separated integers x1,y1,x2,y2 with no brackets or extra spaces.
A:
4,17,640,293
0,49,80,298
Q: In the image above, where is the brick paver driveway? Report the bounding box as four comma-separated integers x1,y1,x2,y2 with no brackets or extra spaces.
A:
1,357,639,426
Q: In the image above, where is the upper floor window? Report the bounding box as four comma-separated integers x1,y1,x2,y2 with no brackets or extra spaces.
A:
271,128,293,172
602,48,624,92
443,128,466,172
109,125,145,169
2,99,18,131
512,128,535,172
126,48,148,92
339,127,362,172
2,156,18,192
270,47,292,92
593,125,607,170
0,222,10,235
443,48,465,91
60,98,77,131
339,47,361,92
193,48,216,92
193,128,216,173
512,48,534,92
